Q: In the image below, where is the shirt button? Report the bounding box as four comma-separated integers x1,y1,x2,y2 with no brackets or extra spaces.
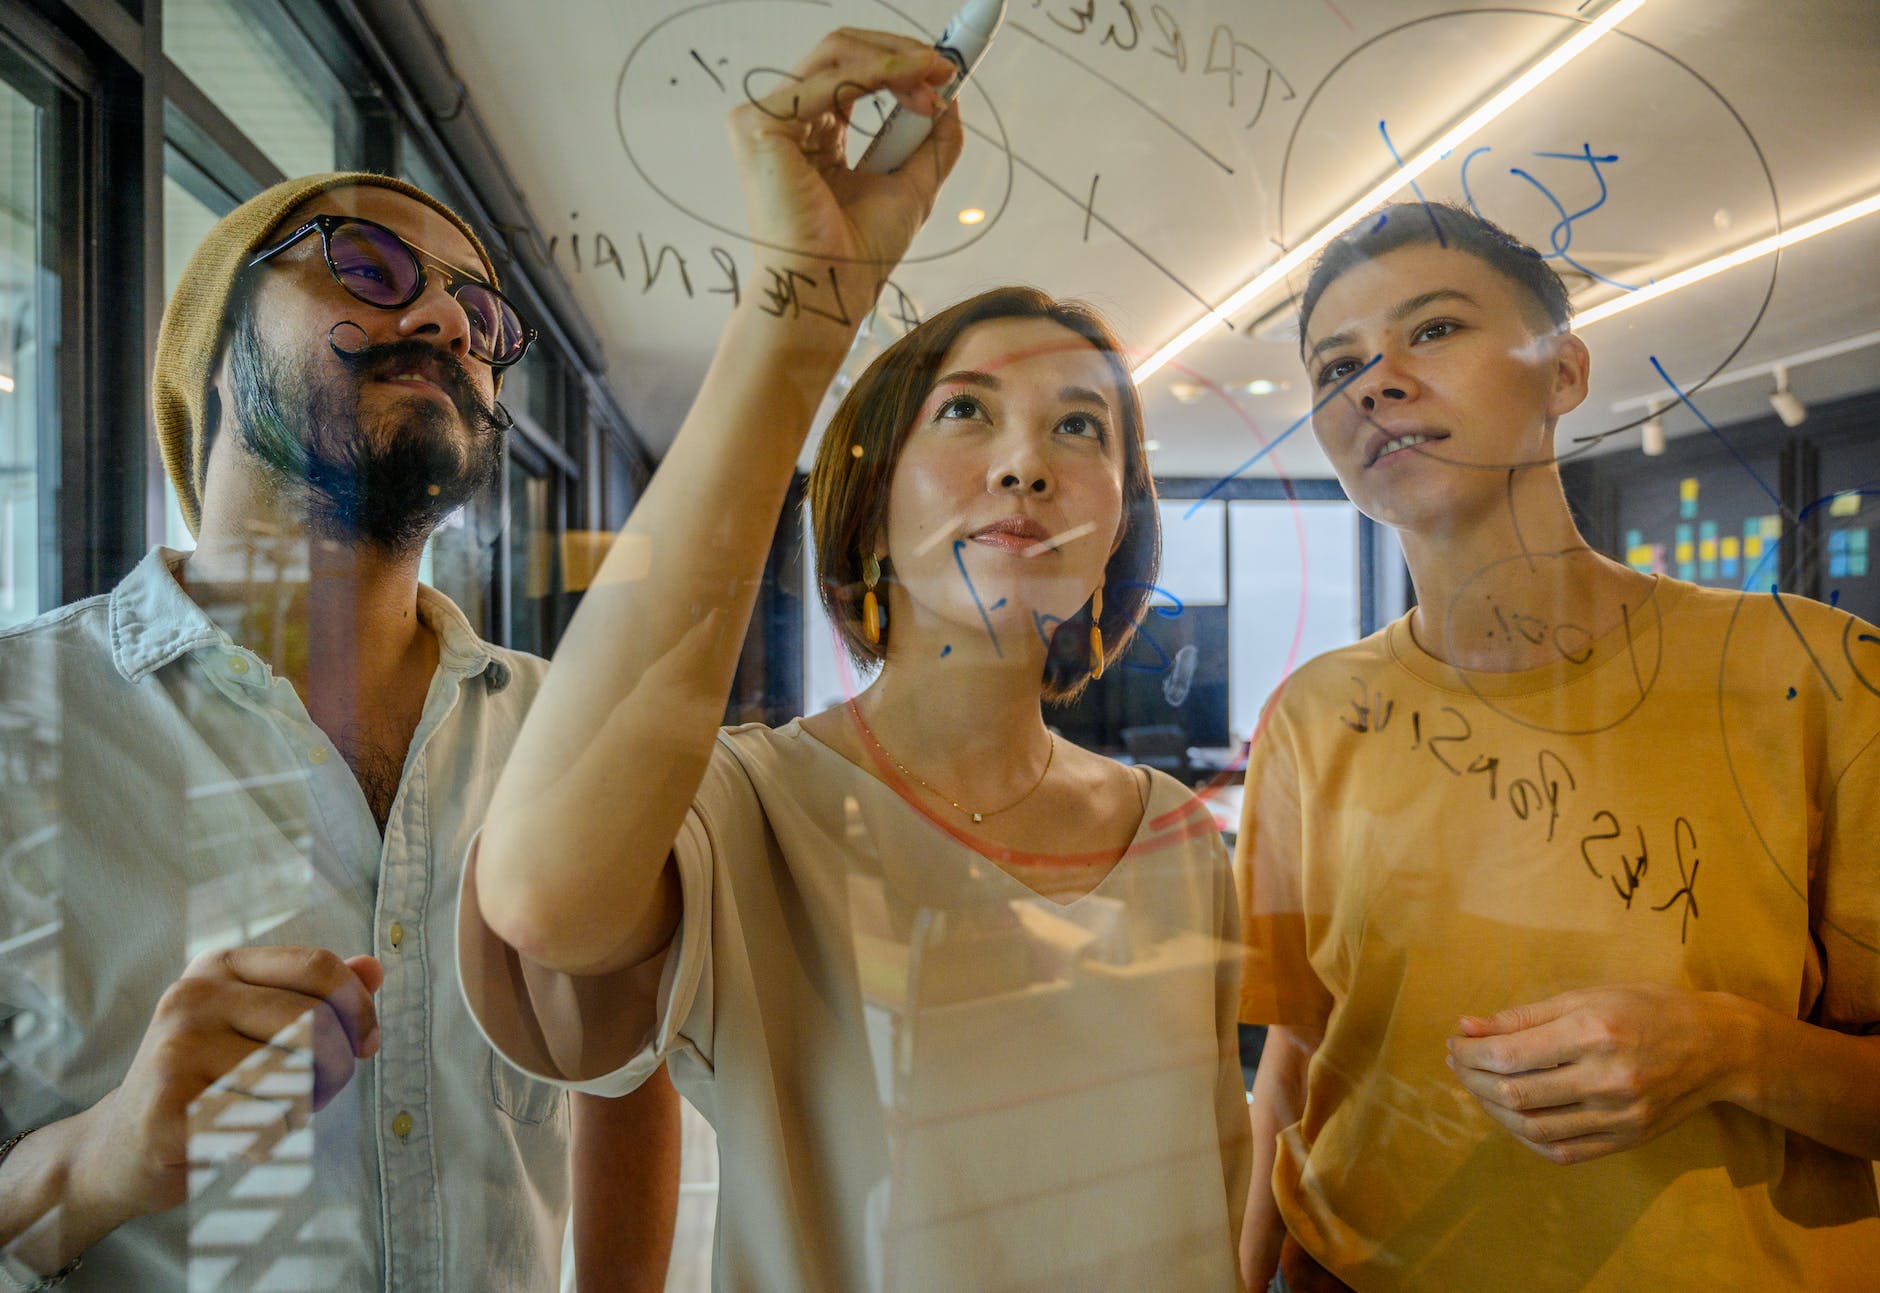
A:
229,656,250,675
392,1111,414,1139
309,746,328,765
388,921,405,949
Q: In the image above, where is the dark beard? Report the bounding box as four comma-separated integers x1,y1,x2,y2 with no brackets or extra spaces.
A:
225,317,507,555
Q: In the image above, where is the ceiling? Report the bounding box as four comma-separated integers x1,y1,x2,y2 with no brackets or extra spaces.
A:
415,0,1880,482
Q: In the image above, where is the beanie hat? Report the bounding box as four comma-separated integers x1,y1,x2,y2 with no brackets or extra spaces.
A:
153,171,500,535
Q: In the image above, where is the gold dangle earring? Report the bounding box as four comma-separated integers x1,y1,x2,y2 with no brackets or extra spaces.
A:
1089,585,1105,680
863,553,884,645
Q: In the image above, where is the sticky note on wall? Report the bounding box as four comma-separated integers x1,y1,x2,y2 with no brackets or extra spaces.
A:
1831,492,1862,518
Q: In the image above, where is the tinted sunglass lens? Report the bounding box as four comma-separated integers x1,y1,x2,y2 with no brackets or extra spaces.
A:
458,284,526,364
328,222,421,306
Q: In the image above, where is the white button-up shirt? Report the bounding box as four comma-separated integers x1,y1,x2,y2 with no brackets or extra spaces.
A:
0,548,566,1291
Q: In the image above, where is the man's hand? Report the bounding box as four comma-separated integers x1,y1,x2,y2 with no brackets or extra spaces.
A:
1445,983,1747,1165
72,946,383,1224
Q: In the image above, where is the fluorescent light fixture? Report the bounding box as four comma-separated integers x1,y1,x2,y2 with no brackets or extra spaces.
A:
1241,378,1287,396
957,207,986,225
0,374,12,394
1768,365,1807,427
1131,0,1647,383
1577,189,1880,328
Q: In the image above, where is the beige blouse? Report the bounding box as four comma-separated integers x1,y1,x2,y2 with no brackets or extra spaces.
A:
460,719,1249,1291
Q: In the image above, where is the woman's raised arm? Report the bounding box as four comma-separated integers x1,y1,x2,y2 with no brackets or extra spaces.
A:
476,30,963,977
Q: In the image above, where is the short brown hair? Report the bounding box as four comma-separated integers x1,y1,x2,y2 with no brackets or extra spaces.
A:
806,286,1159,704
1299,201,1572,345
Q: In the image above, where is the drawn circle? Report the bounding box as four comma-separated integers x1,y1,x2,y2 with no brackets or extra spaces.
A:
1440,550,1664,736
1714,584,1879,957
1843,616,1880,700
614,0,1016,265
1275,9,1781,472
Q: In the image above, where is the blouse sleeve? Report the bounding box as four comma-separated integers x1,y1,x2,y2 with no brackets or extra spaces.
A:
456,733,758,1094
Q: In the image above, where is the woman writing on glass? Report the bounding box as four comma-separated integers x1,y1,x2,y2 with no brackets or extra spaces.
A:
460,29,1247,1289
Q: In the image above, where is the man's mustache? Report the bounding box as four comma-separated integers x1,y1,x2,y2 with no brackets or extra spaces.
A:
326,328,511,431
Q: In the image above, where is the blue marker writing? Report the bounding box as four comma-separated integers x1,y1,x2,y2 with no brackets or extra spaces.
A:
857,0,1006,174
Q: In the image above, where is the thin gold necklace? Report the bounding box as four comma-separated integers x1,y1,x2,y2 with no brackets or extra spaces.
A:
858,716,1056,824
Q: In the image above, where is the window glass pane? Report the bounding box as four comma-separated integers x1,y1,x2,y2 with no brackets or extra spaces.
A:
1155,499,1226,606
1228,499,1361,743
164,0,352,177
423,502,495,634
399,134,453,206
506,459,553,652
0,71,61,629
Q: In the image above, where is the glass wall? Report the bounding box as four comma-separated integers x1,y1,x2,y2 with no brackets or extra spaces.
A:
9,3,1874,1292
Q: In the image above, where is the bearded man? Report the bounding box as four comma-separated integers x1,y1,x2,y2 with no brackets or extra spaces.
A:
0,174,678,1291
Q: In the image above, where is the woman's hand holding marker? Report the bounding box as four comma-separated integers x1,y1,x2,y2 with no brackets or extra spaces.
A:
727,29,964,301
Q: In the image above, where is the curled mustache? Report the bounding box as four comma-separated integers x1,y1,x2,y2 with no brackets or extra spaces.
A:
326,323,513,433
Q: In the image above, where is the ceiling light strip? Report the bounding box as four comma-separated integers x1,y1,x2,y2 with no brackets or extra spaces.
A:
1576,189,1880,329
1130,0,1647,384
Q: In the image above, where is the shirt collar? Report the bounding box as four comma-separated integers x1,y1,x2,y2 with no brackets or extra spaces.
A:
416,582,511,691
108,545,511,691
108,547,226,682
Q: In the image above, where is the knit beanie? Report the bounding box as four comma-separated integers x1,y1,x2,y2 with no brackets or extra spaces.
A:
153,172,500,535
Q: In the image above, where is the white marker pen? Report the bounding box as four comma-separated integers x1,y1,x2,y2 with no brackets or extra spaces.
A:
856,0,1005,174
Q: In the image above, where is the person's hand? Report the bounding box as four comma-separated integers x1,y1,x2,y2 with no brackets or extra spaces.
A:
71,947,383,1223
727,28,964,286
1445,983,1747,1165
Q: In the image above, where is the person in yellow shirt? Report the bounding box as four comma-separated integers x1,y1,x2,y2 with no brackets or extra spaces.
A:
1236,201,1880,1292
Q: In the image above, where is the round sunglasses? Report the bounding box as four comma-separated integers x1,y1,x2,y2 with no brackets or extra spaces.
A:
249,214,536,367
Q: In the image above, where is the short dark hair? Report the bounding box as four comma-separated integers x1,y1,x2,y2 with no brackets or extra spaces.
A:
806,286,1159,705
1298,202,1572,345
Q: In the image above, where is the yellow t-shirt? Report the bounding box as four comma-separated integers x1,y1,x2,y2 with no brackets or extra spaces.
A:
1237,576,1880,1291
